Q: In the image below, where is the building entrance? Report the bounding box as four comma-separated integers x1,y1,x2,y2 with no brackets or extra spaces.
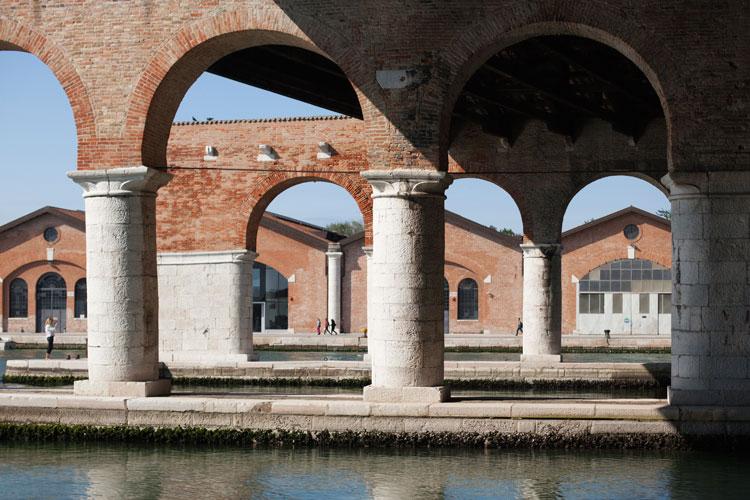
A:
36,273,66,333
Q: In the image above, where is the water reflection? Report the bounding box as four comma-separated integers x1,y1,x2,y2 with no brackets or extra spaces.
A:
0,444,748,499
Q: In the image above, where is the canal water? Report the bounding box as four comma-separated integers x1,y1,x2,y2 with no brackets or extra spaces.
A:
0,443,747,499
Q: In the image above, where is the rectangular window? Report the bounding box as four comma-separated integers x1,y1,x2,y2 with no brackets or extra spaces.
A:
579,293,604,314
612,293,623,314
658,293,672,314
639,293,650,314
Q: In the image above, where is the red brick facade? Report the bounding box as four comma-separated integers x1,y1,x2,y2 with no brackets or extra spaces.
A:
0,208,87,333
0,205,669,335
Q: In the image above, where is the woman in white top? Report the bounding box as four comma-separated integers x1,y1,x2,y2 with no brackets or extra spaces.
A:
44,316,56,360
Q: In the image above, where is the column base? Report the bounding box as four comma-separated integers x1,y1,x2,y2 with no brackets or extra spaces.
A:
363,385,449,403
520,354,562,364
74,379,171,397
668,386,750,406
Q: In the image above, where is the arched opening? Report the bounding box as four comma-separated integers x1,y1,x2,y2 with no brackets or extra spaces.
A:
0,51,80,222
74,278,87,320
444,178,523,334
577,258,671,336
134,22,365,168
247,181,366,334
458,278,479,321
8,278,28,319
562,175,671,336
35,273,66,333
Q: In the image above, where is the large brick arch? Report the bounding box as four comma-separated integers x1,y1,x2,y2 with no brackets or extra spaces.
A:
562,172,671,220
445,173,529,236
124,4,372,169
436,15,673,171
0,17,95,168
242,172,372,252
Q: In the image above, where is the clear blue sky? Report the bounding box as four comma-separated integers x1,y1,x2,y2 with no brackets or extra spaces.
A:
0,52,669,231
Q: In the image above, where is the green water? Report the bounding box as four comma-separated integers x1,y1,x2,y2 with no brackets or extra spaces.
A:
0,443,746,499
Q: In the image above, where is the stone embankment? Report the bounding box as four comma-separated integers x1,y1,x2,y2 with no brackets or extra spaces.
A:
0,390,747,449
4,359,669,389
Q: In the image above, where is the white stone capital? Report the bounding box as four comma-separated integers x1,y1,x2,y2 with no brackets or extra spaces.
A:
520,243,562,259
68,166,172,198
325,242,343,258
362,169,452,199
362,246,373,259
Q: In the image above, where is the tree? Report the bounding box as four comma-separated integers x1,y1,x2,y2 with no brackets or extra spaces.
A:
656,208,671,221
489,225,519,236
325,220,364,237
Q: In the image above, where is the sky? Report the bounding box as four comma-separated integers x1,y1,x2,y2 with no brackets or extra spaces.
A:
0,52,669,232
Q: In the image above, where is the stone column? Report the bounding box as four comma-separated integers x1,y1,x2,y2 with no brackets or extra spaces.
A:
361,169,452,403
362,245,373,362
326,242,343,330
663,172,750,406
67,166,172,397
520,243,562,364
157,250,257,363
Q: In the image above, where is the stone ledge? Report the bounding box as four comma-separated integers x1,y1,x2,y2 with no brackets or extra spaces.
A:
2,390,750,442
74,379,171,397
363,385,450,403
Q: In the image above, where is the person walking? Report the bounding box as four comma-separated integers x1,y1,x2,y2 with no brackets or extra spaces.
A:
44,316,57,360
515,318,523,336
323,317,331,335
330,318,337,335
316,318,322,336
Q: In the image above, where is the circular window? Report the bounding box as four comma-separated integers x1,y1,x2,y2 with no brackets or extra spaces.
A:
43,227,59,243
623,224,640,240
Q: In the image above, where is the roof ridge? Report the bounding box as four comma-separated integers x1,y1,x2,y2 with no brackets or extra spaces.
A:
173,115,354,126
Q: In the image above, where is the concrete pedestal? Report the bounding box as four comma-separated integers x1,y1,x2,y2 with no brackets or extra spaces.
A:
362,170,452,402
664,172,750,406
68,166,172,397
326,243,343,329
73,379,171,397
157,250,256,363
520,243,562,363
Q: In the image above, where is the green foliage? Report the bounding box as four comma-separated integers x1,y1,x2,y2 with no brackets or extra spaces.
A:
325,220,364,237
488,226,519,236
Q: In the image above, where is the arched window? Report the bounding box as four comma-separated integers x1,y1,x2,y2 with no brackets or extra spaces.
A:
74,279,87,318
9,278,28,318
457,278,478,320
443,278,449,312
36,273,67,333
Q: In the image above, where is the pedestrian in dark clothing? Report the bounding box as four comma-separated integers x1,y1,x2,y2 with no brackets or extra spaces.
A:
515,318,523,336
323,317,331,335
330,318,337,335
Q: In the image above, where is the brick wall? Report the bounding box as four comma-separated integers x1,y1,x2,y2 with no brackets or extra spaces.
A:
0,210,87,333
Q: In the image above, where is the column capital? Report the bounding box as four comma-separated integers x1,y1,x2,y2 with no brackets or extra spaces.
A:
326,242,343,257
362,245,373,259
361,169,452,199
68,166,172,198
520,243,562,259
661,171,750,200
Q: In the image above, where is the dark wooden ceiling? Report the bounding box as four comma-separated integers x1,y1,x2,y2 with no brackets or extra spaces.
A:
208,37,662,144
208,45,363,119
453,36,663,145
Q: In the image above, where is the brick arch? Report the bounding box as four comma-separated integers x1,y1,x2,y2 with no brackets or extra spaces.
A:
562,173,671,221
124,5,373,169
241,172,372,252
436,16,673,171
0,17,96,167
447,173,529,237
